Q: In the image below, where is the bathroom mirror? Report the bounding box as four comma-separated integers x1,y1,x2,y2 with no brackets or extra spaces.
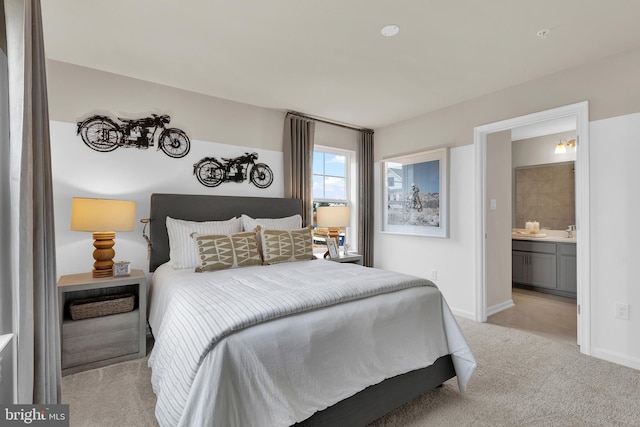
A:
514,161,575,230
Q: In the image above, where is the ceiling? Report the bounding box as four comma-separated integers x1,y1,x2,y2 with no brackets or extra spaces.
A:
40,1,640,129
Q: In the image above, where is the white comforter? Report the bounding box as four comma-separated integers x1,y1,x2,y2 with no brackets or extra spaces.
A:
148,260,476,427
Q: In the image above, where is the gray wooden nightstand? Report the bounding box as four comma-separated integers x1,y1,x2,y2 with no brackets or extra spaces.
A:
330,253,364,265
57,269,147,375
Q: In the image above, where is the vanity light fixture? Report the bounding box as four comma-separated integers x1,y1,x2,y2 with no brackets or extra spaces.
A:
555,138,577,154
554,140,567,154
381,25,400,37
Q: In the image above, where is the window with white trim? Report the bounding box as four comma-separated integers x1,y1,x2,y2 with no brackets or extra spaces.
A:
313,148,349,203
312,146,356,252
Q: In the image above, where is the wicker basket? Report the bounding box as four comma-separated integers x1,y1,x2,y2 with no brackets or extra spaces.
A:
69,293,135,320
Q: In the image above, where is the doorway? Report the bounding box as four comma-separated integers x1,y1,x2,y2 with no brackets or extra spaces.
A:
474,101,591,355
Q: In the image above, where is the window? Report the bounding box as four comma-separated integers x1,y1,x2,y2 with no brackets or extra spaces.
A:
312,147,355,250
313,148,349,203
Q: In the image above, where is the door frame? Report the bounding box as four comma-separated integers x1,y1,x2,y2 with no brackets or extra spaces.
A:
474,101,590,354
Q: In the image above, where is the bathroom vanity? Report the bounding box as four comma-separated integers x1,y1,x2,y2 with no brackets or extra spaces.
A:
512,234,576,298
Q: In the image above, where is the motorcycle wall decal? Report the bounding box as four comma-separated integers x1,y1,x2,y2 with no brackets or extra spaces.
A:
76,113,190,158
193,152,274,188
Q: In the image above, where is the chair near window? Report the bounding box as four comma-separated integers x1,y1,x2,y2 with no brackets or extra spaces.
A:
312,228,330,244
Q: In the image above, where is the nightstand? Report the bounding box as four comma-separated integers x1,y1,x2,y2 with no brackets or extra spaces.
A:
328,253,364,265
57,269,147,375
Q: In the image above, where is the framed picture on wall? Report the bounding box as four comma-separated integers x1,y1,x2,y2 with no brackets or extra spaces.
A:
381,147,449,238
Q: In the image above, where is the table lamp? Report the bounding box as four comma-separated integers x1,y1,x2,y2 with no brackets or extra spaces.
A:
316,206,350,256
71,197,136,278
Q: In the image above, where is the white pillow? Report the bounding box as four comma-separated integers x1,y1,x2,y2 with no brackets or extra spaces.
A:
166,216,242,269
241,213,302,231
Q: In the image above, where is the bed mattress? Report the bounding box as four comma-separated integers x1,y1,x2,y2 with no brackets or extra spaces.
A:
148,259,475,427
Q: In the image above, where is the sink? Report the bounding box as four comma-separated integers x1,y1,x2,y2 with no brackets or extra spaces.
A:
512,231,547,238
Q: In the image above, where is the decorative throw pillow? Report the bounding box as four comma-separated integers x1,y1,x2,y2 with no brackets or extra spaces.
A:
259,226,315,264
166,216,243,269
241,213,302,232
194,231,262,272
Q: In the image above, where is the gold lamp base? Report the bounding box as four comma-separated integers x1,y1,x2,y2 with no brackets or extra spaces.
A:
92,231,116,278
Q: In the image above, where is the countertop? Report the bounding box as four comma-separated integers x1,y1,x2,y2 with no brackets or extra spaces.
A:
512,230,576,243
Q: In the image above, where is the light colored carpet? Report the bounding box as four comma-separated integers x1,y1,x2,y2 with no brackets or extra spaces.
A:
62,317,640,426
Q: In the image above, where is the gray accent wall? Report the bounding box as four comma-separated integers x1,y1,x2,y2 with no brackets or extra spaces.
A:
46,60,285,152
375,47,640,160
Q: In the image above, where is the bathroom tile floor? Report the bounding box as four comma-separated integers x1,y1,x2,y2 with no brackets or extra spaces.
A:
487,287,577,346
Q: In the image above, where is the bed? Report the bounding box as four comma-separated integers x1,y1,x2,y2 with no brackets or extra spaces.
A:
146,193,475,427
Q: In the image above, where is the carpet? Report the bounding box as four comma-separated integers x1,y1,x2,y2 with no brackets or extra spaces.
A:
62,317,640,426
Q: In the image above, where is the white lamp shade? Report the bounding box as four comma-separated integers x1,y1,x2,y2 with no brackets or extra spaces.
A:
71,197,136,232
316,206,350,228
554,140,567,154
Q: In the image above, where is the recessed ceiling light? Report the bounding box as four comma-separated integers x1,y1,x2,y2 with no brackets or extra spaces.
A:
381,25,400,37
536,29,550,39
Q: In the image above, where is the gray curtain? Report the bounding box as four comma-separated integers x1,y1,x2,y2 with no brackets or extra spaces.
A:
4,0,61,404
283,114,315,227
357,131,374,267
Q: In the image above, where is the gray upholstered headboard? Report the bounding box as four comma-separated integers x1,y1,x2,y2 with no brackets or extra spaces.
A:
148,193,303,272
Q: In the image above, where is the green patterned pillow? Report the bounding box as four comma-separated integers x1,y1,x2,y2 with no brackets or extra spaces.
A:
193,231,262,272
260,226,315,264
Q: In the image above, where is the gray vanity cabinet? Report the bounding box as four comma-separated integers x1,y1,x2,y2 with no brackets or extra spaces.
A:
512,240,557,290
557,243,577,294
512,240,576,298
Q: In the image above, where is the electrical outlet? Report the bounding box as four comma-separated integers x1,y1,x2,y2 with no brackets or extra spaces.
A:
431,270,438,281
615,303,629,320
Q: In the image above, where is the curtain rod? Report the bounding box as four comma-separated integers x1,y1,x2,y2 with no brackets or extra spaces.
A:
286,111,373,133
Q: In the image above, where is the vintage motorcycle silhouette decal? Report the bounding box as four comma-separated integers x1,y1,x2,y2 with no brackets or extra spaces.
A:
76,113,190,158
193,152,273,188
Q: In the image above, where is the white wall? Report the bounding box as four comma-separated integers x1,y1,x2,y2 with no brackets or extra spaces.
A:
589,112,640,369
374,145,477,318
47,61,363,278
374,47,640,369
46,48,640,369
51,121,284,277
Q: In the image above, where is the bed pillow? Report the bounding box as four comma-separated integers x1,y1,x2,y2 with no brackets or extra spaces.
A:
166,216,243,269
241,213,302,232
259,226,315,264
193,231,262,272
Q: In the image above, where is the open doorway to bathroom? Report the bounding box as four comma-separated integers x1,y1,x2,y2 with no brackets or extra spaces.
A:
487,122,578,345
474,101,590,354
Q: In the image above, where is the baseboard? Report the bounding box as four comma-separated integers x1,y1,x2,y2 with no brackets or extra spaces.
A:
590,347,640,371
450,307,476,320
486,299,515,317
